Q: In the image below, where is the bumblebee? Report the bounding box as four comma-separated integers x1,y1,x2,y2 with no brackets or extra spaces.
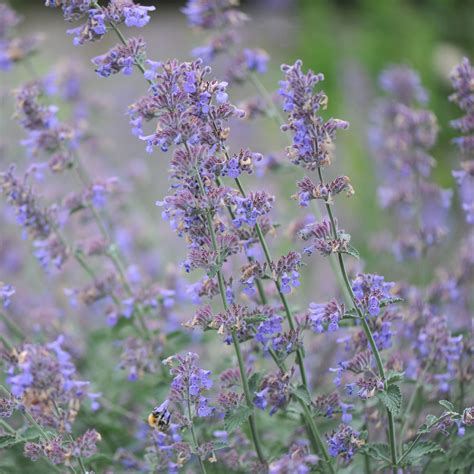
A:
148,400,171,431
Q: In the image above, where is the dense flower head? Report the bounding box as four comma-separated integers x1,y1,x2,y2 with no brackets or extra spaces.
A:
232,191,275,228
92,37,145,77
253,370,293,415
279,60,349,170
379,65,428,104
163,352,214,417
131,58,244,154
24,429,101,466
14,80,80,158
449,58,474,147
0,165,68,269
46,0,155,45
452,161,474,224
308,299,345,333
326,424,364,462
298,218,350,256
450,58,474,224
294,175,354,207
351,273,395,317
3,336,94,431
415,314,463,392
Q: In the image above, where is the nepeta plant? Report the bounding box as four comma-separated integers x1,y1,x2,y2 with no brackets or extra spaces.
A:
0,1,472,473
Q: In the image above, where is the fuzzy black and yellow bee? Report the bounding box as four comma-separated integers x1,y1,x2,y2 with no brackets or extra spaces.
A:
148,400,171,432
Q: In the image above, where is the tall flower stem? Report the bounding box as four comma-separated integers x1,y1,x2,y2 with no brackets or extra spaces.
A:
316,166,398,473
191,152,266,465
249,73,352,306
186,394,208,474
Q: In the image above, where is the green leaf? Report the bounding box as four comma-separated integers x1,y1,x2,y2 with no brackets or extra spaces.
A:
0,432,41,449
211,441,229,451
377,384,402,416
248,372,262,394
0,435,17,449
245,314,268,325
292,385,311,406
449,442,474,472
342,244,360,260
402,441,444,466
380,297,403,307
207,263,221,278
224,405,253,433
359,443,391,463
438,400,455,412
386,371,405,385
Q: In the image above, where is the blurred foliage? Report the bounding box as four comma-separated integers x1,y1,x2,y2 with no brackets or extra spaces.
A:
297,0,473,277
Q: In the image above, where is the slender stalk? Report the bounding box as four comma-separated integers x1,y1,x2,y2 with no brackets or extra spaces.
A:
186,395,208,474
249,73,352,306
52,400,87,474
399,359,433,450
0,333,14,352
0,418,16,434
69,156,151,339
316,165,398,472
0,311,26,341
191,154,265,465
301,402,335,474
397,413,451,465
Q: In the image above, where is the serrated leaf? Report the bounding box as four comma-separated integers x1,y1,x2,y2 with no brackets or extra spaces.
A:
0,432,40,449
377,384,402,415
379,297,403,307
0,435,17,449
292,385,311,406
246,315,268,325
402,441,444,466
211,441,229,451
449,443,474,472
342,244,360,260
438,400,455,412
386,371,405,385
224,405,252,433
248,372,262,394
359,443,391,463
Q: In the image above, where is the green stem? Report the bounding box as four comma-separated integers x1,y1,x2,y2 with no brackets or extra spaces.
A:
0,311,26,341
192,155,265,465
0,333,14,352
0,418,16,434
397,413,450,465
301,402,336,474
186,395,208,474
399,360,433,450
317,166,398,472
235,177,308,387
51,400,87,474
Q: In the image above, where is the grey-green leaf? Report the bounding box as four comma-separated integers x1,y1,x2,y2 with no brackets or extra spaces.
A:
292,385,311,406
377,384,402,415
224,405,253,433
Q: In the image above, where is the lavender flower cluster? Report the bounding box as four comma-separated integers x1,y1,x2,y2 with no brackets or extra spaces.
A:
0,1,472,473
